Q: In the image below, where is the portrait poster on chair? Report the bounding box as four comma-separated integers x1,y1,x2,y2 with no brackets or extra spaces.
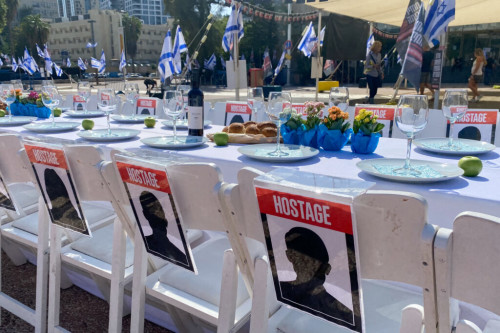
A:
136,99,157,116
447,109,497,144
73,95,87,111
24,142,91,236
225,102,252,125
0,175,16,211
116,160,196,273
254,185,363,332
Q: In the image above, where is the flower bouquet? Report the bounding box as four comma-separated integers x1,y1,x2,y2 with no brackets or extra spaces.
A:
317,106,352,151
298,101,324,148
281,112,302,145
10,90,51,118
351,109,384,154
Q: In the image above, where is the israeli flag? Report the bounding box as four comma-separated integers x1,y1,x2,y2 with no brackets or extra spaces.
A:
99,49,106,74
222,4,244,52
119,49,126,71
86,42,98,48
320,26,325,47
66,58,71,67
158,30,175,83
44,45,53,75
274,50,286,77
53,62,63,77
172,25,187,74
12,57,18,71
18,58,27,72
204,53,216,70
23,48,37,74
424,0,455,43
298,22,317,57
366,33,375,56
78,57,87,70
91,57,101,68
36,43,44,58
220,56,226,69
0,58,3,66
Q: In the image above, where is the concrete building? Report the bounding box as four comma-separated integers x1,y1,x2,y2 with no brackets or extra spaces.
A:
18,0,60,19
124,0,168,25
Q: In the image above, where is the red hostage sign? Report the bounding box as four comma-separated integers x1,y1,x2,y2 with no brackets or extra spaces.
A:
354,106,395,120
255,187,353,235
73,95,85,103
455,110,497,124
225,102,251,114
136,99,157,115
117,162,170,193
25,145,68,170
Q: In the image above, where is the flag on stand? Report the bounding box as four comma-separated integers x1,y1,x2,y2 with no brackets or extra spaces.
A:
119,49,126,71
86,42,98,48
400,3,425,91
320,26,326,47
36,44,44,58
366,33,374,56
204,53,216,70
423,0,455,44
323,59,335,76
18,58,26,72
222,4,244,52
396,0,421,65
262,48,272,77
172,25,187,74
23,48,37,74
220,56,226,69
53,62,63,77
274,50,286,77
99,49,106,74
91,57,101,68
12,57,18,71
43,45,53,75
66,58,71,67
78,57,87,70
158,30,175,83
298,22,317,57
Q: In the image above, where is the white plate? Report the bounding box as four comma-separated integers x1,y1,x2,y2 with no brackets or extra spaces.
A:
141,136,207,149
0,116,37,126
414,138,496,155
356,158,464,183
23,121,80,133
162,120,212,129
238,144,319,162
111,114,155,123
65,110,105,118
77,128,141,142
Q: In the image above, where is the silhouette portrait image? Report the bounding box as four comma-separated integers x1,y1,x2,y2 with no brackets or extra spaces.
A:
279,227,353,323
139,191,186,263
229,114,245,124
140,108,152,115
458,126,482,141
44,168,85,232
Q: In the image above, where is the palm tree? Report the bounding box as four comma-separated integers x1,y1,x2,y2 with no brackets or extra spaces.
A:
122,13,142,72
17,14,50,56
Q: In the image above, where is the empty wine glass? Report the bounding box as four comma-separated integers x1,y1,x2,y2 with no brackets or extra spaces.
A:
11,80,23,91
163,90,184,143
442,89,468,149
0,84,16,121
123,83,139,119
267,92,292,157
97,88,117,136
77,81,91,114
41,86,62,127
247,87,264,121
176,85,190,121
329,87,349,111
394,95,429,176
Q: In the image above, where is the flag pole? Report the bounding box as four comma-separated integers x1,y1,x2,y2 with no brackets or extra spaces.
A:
234,1,240,101
315,11,321,102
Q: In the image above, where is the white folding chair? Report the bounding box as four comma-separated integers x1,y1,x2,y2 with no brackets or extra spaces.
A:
222,167,439,333
104,154,252,333
434,212,500,333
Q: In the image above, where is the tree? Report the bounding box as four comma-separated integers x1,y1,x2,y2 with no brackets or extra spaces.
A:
1,0,16,54
122,13,142,70
0,0,6,35
15,14,50,57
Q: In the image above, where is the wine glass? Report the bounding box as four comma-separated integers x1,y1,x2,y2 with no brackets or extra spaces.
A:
329,87,349,111
247,87,264,121
163,90,184,143
0,84,16,121
11,80,23,91
266,92,292,157
77,81,91,114
97,89,117,136
176,85,190,122
123,83,140,119
442,89,468,149
394,95,429,176
41,86,62,127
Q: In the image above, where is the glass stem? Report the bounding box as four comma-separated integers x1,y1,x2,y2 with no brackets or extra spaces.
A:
7,103,12,121
173,117,177,142
51,107,55,127
276,122,282,155
107,113,111,135
448,121,455,147
404,136,413,169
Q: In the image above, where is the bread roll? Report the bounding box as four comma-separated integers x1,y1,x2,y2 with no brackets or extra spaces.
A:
244,124,260,135
257,121,277,130
261,127,277,137
243,121,257,128
222,126,229,133
228,123,245,133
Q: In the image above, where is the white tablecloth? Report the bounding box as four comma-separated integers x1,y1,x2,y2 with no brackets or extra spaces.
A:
2,115,500,229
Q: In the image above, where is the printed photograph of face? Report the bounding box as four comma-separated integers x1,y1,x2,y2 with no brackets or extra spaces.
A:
0,176,15,211
265,214,358,326
128,183,191,269
35,164,89,235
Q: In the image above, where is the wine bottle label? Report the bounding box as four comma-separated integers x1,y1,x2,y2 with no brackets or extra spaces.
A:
188,106,203,129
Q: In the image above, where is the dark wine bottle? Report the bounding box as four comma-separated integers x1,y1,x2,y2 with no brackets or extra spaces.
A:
187,69,204,136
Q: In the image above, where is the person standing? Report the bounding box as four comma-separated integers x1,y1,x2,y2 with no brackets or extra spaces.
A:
420,44,435,99
364,41,383,104
484,54,496,86
468,48,485,102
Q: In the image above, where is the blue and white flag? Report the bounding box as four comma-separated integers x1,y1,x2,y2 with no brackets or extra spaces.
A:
185,53,191,72
23,48,37,74
274,50,286,77
12,57,18,71
66,58,71,67
172,25,187,74
99,49,106,74
119,49,126,71
78,57,87,70
53,62,63,77
158,30,175,83
0,58,3,66
320,26,325,47
298,22,317,57
222,4,244,52
91,57,101,68
86,42,98,48
423,0,455,44
204,53,216,70
36,43,44,58
18,57,27,72
366,33,375,56
220,56,226,69
44,45,53,75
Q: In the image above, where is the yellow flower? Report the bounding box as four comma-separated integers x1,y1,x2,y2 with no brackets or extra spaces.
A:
355,115,360,121
371,118,377,124
364,117,370,123
373,115,379,120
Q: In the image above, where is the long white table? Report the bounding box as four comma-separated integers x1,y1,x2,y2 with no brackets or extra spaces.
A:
2,115,500,229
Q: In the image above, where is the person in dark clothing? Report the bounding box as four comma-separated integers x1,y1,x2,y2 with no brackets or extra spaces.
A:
364,41,383,104
139,191,186,264
420,44,435,99
279,227,353,323
484,55,496,86
144,79,157,96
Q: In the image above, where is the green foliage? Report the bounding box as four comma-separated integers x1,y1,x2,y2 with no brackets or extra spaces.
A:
122,13,142,59
284,112,303,130
353,109,385,135
14,15,49,57
0,0,7,35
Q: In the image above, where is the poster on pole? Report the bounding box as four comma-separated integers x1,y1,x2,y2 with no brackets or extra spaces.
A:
447,109,498,144
24,142,91,236
226,60,247,90
116,160,196,272
431,50,443,90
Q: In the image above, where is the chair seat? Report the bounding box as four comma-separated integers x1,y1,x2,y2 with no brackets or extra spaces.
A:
9,183,39,211
156,237,250,308
267,280,423,333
